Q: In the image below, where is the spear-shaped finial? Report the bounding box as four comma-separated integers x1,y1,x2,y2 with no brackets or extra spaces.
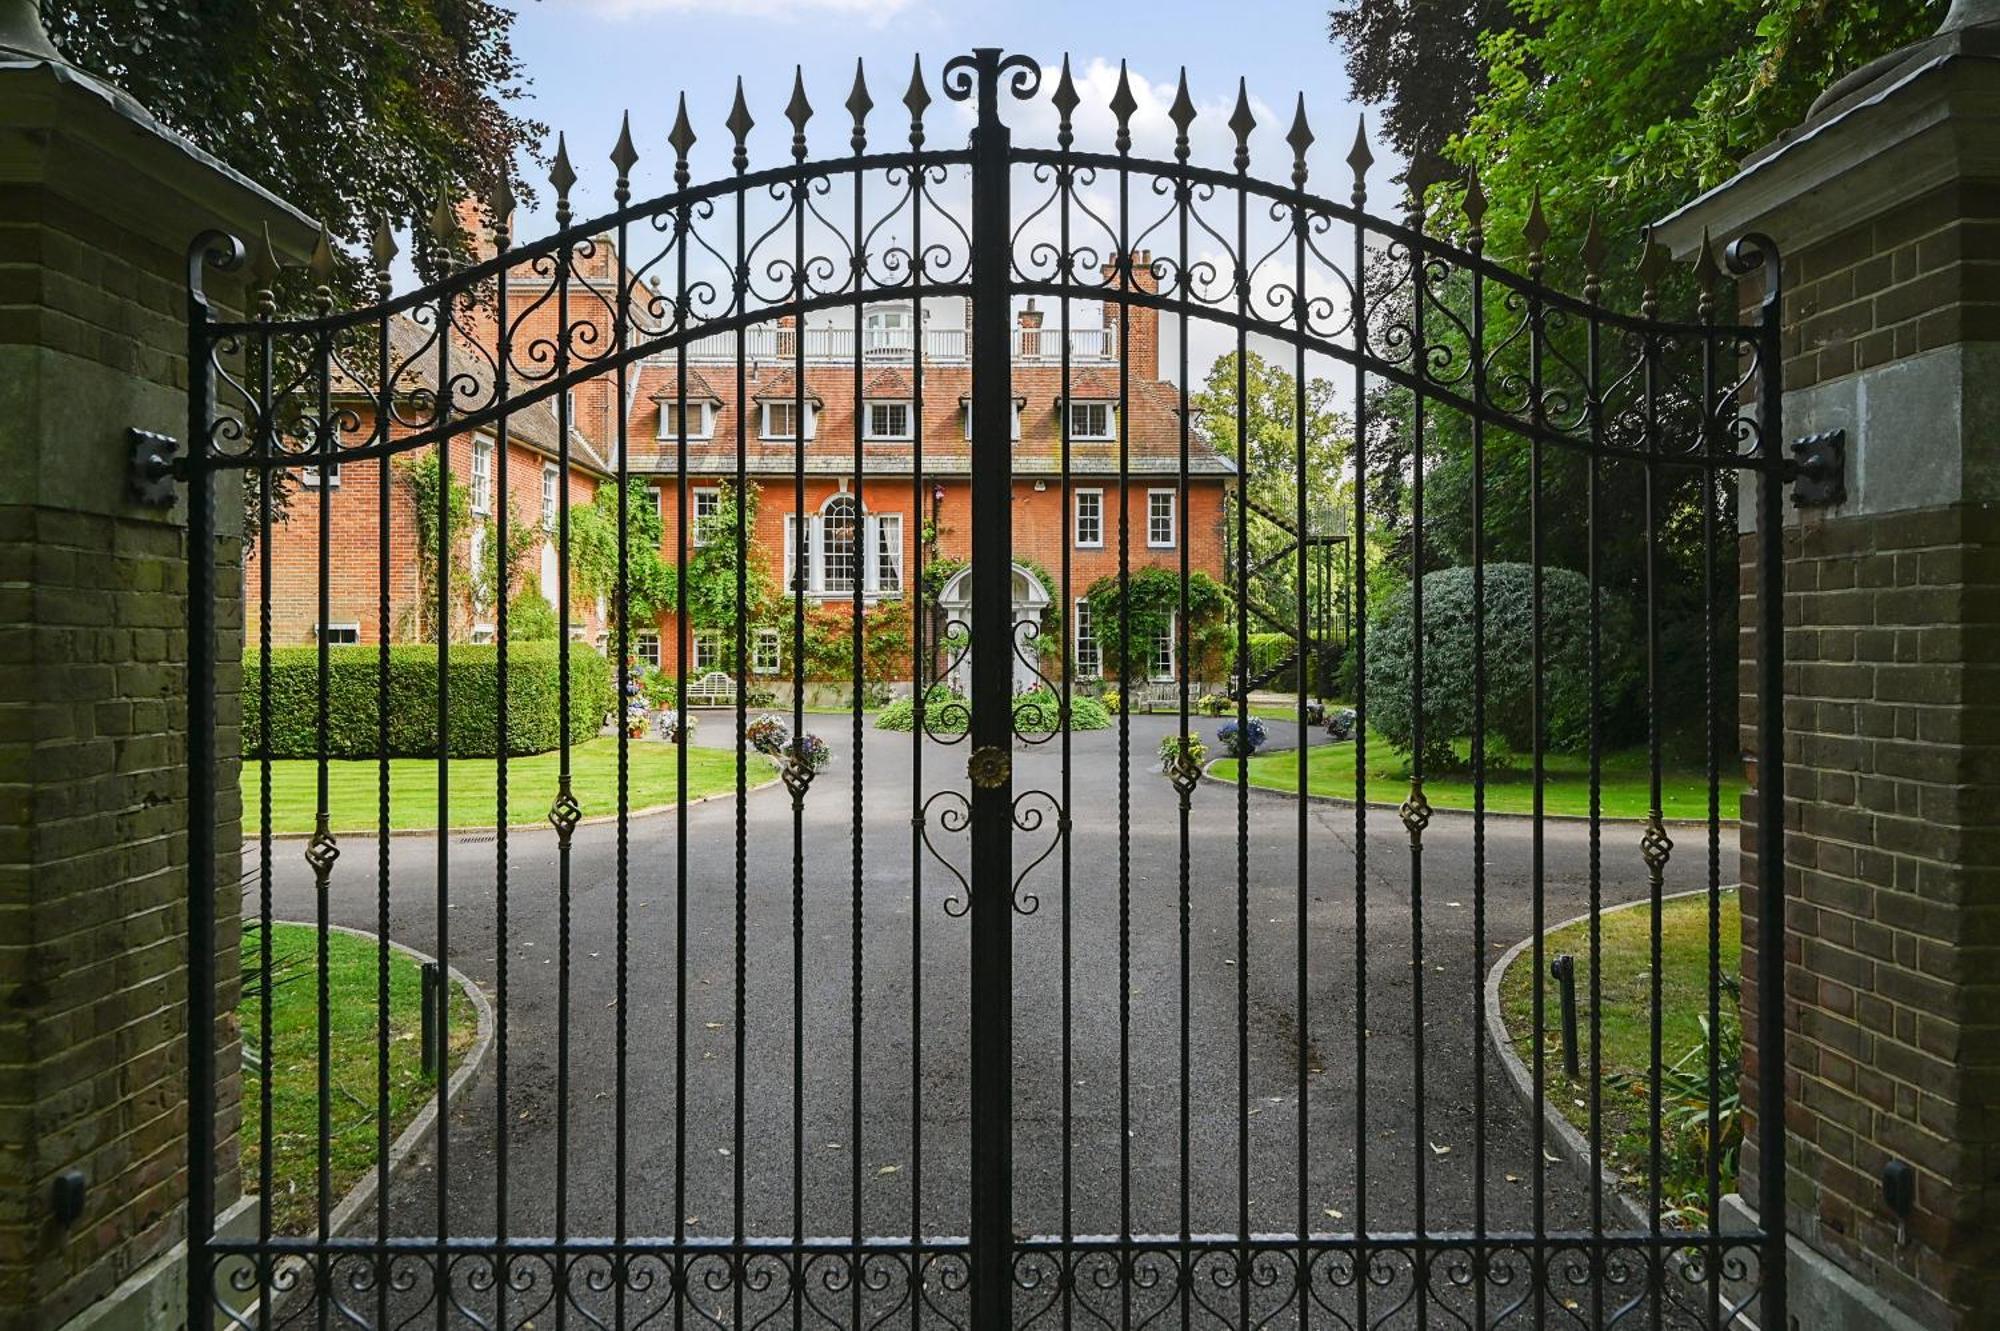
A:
610,111,639,202
1052,55,1079,151
251,222,281,319
488,167,516,249
309,226,337,310
1462,168,1488,253
428,194,460,274
1228,78,1255,173
785,65,812,162
1695,229,1720,320
846,59,872,154
904,55,931,149
1524,187,1549,279
1110,60,1137,155
1287,95,1313,189
1405,151,1446,228
550,133,577,226
1581,210,1607,303
727,77,754,173
669,93,696,189
1637,231,1668,318
1347,116,1373,207
1168,68,1196,164
371,218,397,299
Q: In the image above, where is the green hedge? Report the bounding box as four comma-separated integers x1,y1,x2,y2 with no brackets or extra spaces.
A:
243,642,614,759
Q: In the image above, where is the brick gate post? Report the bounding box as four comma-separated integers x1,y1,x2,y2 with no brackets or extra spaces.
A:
0,12,315,1330
1653,5,2000,1328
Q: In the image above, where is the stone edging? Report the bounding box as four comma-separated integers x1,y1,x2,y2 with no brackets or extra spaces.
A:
1481,888,1712,1234
263,923,495,1316
1198,749,1738,830
259,761,782,843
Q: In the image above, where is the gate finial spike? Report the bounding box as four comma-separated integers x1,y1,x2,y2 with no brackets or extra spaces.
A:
669,93,696,187
611,111,639,186
250,222,280,318
371,218,396,299
550,133,577,223
1346,116,1373,203
846,58,872,153
727,77,754,172
1405,151,1446,225
309,227,337,309
1524,187,1549,274
1052,55,1079,148
1638,231,1668,316
1110,60,1137,155
1287,94,1313,187
1168,68,1196,161
903,55,931,147
1462,167,1487,233
785,65,812,160
1694,228,1720,317
428,193,459,247
1229,78,1255,172
488,167,515,244
1581,209,1607,301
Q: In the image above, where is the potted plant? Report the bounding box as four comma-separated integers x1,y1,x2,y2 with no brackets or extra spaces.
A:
744,712,790,756
787,732,831,773
1197,692,1230,717
1216,716,1267,758
655,708,696,743
1157,731,1207,774
1325,707,1357,741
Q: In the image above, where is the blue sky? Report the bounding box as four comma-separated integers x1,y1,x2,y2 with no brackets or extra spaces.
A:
493,0,1398,387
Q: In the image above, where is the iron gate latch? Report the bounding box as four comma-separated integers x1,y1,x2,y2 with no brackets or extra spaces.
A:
1788,428,1846,508
128,428,182,507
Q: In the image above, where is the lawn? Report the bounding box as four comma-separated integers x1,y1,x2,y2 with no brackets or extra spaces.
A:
243,737,772,835
1208,732,1741,820
1499,891,1743,1226
240,922,479,1235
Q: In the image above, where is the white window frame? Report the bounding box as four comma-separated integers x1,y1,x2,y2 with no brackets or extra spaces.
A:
470,624,496,646
1073,599,1099,678
784,502,904,598
1074,488,1104,549
752,627,782,675
300,462,341,490
872,512,903,595
865,400,912,441
541,463,559,527
469,438,494,515
692,486,721,547
316,622,360,645
761,400,815,440
660,400,712,440
1067,401,1114,441
819,494,860,595
635,632,661,672
962,401,1024,440
1150,611,1177,682
693,630,723,673
1147,489,1177,549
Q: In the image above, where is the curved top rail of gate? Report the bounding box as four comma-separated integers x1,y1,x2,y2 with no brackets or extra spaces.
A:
190,48,1780,475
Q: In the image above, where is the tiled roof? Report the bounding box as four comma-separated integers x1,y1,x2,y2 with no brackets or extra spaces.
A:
647,364,722,404
627,361,1233,477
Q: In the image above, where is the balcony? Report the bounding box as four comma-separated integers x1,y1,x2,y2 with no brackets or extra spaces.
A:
674,324,1113,364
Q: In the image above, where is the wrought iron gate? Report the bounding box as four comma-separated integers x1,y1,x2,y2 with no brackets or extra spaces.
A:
187,47,1789,1331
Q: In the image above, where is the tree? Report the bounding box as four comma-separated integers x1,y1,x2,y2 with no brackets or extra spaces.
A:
1327,0,1535,168
683,481,780,668
42,0,543,280
394,452,470,644
568,480,674,638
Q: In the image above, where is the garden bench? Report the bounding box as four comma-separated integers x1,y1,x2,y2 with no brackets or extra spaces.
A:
686,671,737,707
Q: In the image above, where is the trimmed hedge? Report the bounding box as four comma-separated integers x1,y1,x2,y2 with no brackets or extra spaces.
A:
243,642,615,759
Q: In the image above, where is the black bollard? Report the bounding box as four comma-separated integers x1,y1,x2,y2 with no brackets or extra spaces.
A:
1551,953,1580,1079
421,961,440,1080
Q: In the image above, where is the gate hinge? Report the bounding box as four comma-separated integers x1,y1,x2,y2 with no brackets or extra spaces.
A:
1788,429,1845,508
128,429,183,507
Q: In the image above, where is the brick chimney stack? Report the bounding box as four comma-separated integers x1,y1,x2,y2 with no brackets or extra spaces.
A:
1100,249,1159,379
1017,298,1044,357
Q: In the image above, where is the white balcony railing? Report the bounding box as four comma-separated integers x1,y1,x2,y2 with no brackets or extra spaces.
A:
674,324,1113,364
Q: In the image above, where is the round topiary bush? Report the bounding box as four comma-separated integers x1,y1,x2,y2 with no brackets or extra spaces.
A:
1363,563,1637,771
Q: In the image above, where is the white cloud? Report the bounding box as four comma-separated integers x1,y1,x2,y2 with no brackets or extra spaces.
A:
570,0,915,22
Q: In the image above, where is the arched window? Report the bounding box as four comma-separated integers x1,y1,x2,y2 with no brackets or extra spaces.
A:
820,494,858,594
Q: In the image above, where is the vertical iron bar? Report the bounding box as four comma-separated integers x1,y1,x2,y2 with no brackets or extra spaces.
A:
731,115,752,1331
1406,205,1429,1313
849,125,868,1331
905,81,927,1306
1467,205,1487,1331
1231,127,1250,1331
554,218,574,1331
1644,320,1666,1326
1171,112,1192,1331
315,314,334,1320
788,99,808,1326
1699,279,1724,1331
1526,236,1547,1331
1348,172,1370,1331
1055,88,1075,1328
492,214,514,1322
613,171,633,1331
1289,161,1311,1331
1119,95,1137,1331
431,284,452,1331
965,48,1016,1331
1584,277,1605,1331
255,316,275,1331
675,156,696,1331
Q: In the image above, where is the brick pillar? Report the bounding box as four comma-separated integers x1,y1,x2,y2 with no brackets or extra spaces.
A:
0,22,314,1331
1654,10,2000,1329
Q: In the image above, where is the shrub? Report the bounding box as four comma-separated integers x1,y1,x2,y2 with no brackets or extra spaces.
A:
1216,716,1267,758
243,642,614,759
507,591,559,641
1364,563,1636,771
874,687,1112,735
1158,732,1207,773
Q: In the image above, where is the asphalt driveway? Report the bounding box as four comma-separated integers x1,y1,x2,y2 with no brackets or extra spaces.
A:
250,710,1735,1323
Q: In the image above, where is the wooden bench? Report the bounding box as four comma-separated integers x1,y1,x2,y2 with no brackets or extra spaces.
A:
686,671,736,707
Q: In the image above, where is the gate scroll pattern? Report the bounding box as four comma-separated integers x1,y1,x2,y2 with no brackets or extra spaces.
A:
186,45,1789,1331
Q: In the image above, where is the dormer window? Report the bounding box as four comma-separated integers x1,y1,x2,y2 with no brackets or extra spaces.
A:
660,400,713,440
865,400,912,441
762,400,816,439
962,396,1025,441
1067,401,1115,440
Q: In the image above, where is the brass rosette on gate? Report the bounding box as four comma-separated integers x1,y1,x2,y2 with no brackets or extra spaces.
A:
969,745,1011,789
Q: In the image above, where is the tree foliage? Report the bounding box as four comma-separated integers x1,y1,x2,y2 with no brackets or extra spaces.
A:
394,452,470,644
569,479,675,635
1083,568,1232,682
1326,0,1534,167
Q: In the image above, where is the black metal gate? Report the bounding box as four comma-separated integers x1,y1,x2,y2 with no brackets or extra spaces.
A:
187,47,1788,1330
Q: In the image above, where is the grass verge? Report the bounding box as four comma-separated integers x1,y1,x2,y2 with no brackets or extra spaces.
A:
1208,732,1741,820
240,922,479,1236
1499,891,1744,1226
244,737,770,835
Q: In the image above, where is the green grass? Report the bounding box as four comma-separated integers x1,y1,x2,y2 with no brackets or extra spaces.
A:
243,737,771,835
1499,892,1743,1224
1208,732,1741,820
240,923,479,1235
